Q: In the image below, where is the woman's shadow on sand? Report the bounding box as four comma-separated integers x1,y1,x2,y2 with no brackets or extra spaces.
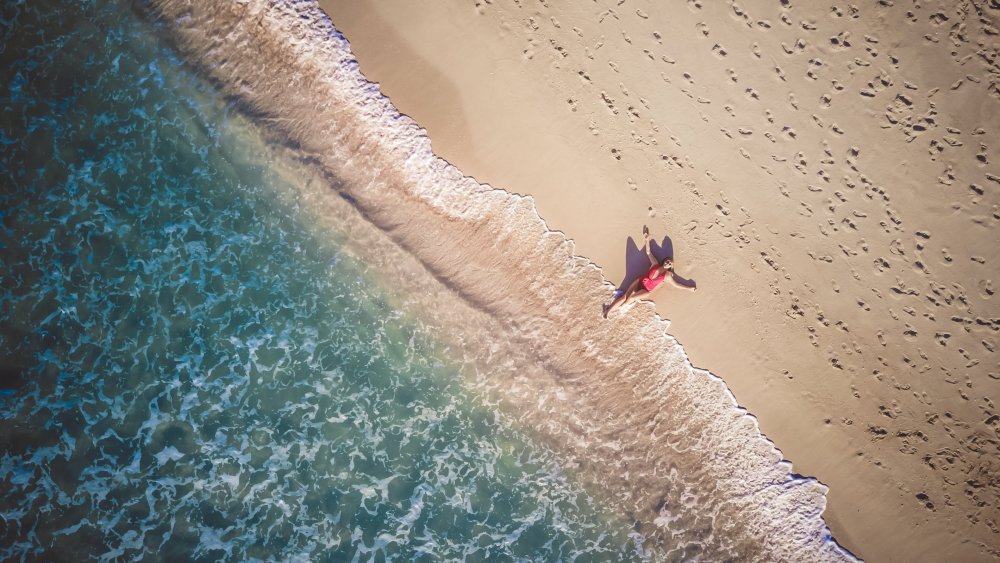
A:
615,233,696,293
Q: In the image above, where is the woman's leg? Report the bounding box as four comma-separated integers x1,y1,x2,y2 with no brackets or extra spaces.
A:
604,278,643,317
623,286,650,305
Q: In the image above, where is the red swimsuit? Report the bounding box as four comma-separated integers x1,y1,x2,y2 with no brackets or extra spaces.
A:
641,264,668,292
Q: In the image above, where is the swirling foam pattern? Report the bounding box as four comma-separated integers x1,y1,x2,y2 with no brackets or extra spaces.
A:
0,1,639,559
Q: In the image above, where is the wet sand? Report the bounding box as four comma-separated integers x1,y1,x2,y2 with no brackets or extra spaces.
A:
318,1,1000,560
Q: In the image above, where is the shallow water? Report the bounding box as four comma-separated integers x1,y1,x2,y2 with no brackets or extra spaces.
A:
0,1,642,559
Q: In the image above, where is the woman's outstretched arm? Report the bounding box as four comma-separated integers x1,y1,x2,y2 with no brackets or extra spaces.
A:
643,226,657,267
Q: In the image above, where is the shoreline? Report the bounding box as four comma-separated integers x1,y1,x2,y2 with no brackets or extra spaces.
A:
318,1,1000,561
149,1,858,558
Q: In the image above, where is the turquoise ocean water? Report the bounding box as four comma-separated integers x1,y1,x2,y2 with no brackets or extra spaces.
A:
0,1,642,559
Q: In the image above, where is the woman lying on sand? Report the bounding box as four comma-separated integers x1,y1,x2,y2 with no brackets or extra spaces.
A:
603,225,696,318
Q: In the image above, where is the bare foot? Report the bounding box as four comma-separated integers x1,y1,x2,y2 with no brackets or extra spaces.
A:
602,303,611,318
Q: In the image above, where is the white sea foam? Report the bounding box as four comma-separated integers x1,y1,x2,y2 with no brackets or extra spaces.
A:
146,0,861,560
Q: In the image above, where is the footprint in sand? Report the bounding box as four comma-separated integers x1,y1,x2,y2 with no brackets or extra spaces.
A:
793,151,808,172
522,40,538,60
807,58,824,76
600,91,618,114
915,493,936,511
730,2,750,23
979,279,994,298
975,143,989,165
829,31,852,49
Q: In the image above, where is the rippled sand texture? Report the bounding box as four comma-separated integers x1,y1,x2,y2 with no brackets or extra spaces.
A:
147,0,860,560
319,1,1000,561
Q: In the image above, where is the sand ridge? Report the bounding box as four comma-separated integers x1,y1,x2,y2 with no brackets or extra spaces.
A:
320,0,999,560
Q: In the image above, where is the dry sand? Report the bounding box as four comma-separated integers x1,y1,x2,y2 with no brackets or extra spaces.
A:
317,1,1000,560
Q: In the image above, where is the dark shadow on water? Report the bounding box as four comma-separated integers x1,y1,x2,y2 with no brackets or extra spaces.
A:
617,234,675,293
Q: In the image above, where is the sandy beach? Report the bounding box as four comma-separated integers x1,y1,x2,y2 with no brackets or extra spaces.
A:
318,1,1000,560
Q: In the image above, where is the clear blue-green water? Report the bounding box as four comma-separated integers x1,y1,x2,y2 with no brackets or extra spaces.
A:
0,1,639,559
